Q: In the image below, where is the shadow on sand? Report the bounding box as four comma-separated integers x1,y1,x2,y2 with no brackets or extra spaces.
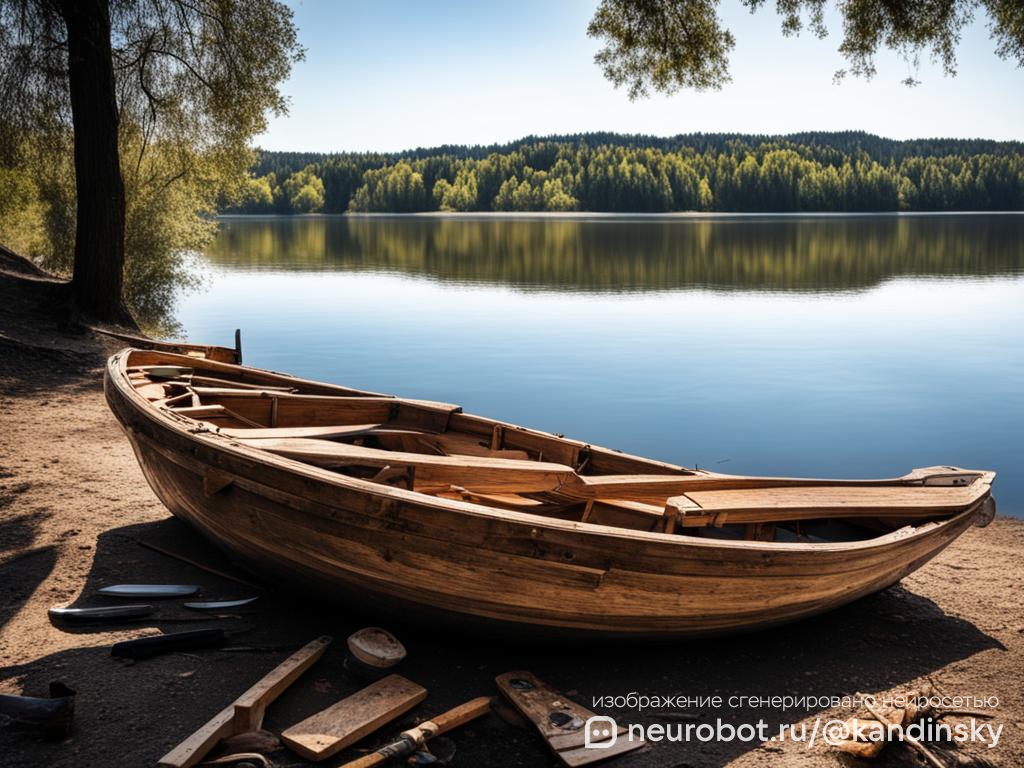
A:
1,516,1004,768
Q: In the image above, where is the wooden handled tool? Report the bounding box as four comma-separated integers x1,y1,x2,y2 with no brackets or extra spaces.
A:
339,697,491,768
112,628,227,659
158,635,331,768
496,671,644,767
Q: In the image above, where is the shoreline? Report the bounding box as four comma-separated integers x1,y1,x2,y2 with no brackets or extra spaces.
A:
216,210,1024,221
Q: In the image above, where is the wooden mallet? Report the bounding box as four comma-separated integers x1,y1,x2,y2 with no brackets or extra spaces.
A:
339,697,491,768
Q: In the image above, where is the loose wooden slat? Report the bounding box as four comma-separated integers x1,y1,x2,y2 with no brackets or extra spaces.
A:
280,675,426,761
158,636,331,768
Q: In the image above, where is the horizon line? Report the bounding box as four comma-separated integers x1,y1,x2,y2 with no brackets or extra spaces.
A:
255,129,1024,157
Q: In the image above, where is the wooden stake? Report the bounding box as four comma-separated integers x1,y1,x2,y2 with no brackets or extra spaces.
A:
158,636,331,768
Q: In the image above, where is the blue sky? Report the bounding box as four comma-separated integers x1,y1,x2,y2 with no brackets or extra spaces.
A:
259,0,1024,152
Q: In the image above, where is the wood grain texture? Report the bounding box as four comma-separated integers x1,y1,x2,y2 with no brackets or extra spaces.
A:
280,675,426,761
157,636,330,768
106,349,995,639
496,671,643,766
237,437,576,493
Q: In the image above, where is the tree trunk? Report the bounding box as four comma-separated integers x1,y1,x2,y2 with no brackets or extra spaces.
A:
60,0,131,324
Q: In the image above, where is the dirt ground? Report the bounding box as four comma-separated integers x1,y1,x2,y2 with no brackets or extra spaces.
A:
2,259,1022,768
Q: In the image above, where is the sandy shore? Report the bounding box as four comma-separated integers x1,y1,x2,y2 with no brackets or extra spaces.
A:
2,260,1022,768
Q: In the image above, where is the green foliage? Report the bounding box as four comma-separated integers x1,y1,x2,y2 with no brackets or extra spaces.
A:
586,0,1024,96
434,167,478,211
0,0,302,325
348,161,429,213
282,166,325,213
588,0,735,97
0,163,46,256
231,133,1024,214
234,173,276,213
491,169,579,212
21,127,215,333
120,133,212,333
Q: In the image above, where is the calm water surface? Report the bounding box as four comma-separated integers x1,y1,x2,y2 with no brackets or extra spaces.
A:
178,215,1024,514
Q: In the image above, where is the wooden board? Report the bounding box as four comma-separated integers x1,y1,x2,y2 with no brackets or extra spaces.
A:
237,437,576,494
377,430,532,460
157,636,331,768
671,484,989,526
496,671,644,766
684,485,983,513
192,393,456,433
281,675,426,761
170,405,230,418
218,424,384,440
561,468,990,502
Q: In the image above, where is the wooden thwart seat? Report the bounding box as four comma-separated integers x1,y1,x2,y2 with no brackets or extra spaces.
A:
235,437,576,494
668,482,991,527
218,424,386,440
189,387,460,412
557,466,988,501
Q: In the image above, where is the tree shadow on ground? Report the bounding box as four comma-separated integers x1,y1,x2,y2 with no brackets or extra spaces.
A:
0,516,1005,768
0,503,58,635
0,547,57,637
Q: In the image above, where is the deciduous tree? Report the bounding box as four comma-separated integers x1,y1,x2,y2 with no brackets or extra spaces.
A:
587,0,1024,98
0,0,302,321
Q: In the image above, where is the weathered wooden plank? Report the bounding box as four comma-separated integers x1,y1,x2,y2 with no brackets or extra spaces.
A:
218,424,384,440
496,671,644,766
158,636,331,768
681,485,985,518
238,437,576,494
281,675,426,760
559,468,990,502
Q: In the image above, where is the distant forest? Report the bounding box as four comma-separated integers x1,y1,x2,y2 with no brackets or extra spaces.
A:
224,132,1024,214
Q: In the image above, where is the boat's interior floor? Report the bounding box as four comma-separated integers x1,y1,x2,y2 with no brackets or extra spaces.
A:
123,354,995,545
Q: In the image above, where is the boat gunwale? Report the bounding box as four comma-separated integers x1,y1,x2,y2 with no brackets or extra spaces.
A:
107,348,990,556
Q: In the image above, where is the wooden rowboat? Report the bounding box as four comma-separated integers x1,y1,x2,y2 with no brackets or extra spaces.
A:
105,343,996,638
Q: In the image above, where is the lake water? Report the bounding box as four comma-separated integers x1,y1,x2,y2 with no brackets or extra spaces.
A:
178,214,1024,515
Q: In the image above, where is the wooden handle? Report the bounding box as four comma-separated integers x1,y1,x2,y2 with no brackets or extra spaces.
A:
430,696,491,734
338,750,394,768
338,697,492,768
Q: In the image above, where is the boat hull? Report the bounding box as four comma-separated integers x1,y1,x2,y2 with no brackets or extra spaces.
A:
105,351,985,639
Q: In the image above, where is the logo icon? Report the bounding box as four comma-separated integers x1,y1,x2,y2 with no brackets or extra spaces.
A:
584,715,618,748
